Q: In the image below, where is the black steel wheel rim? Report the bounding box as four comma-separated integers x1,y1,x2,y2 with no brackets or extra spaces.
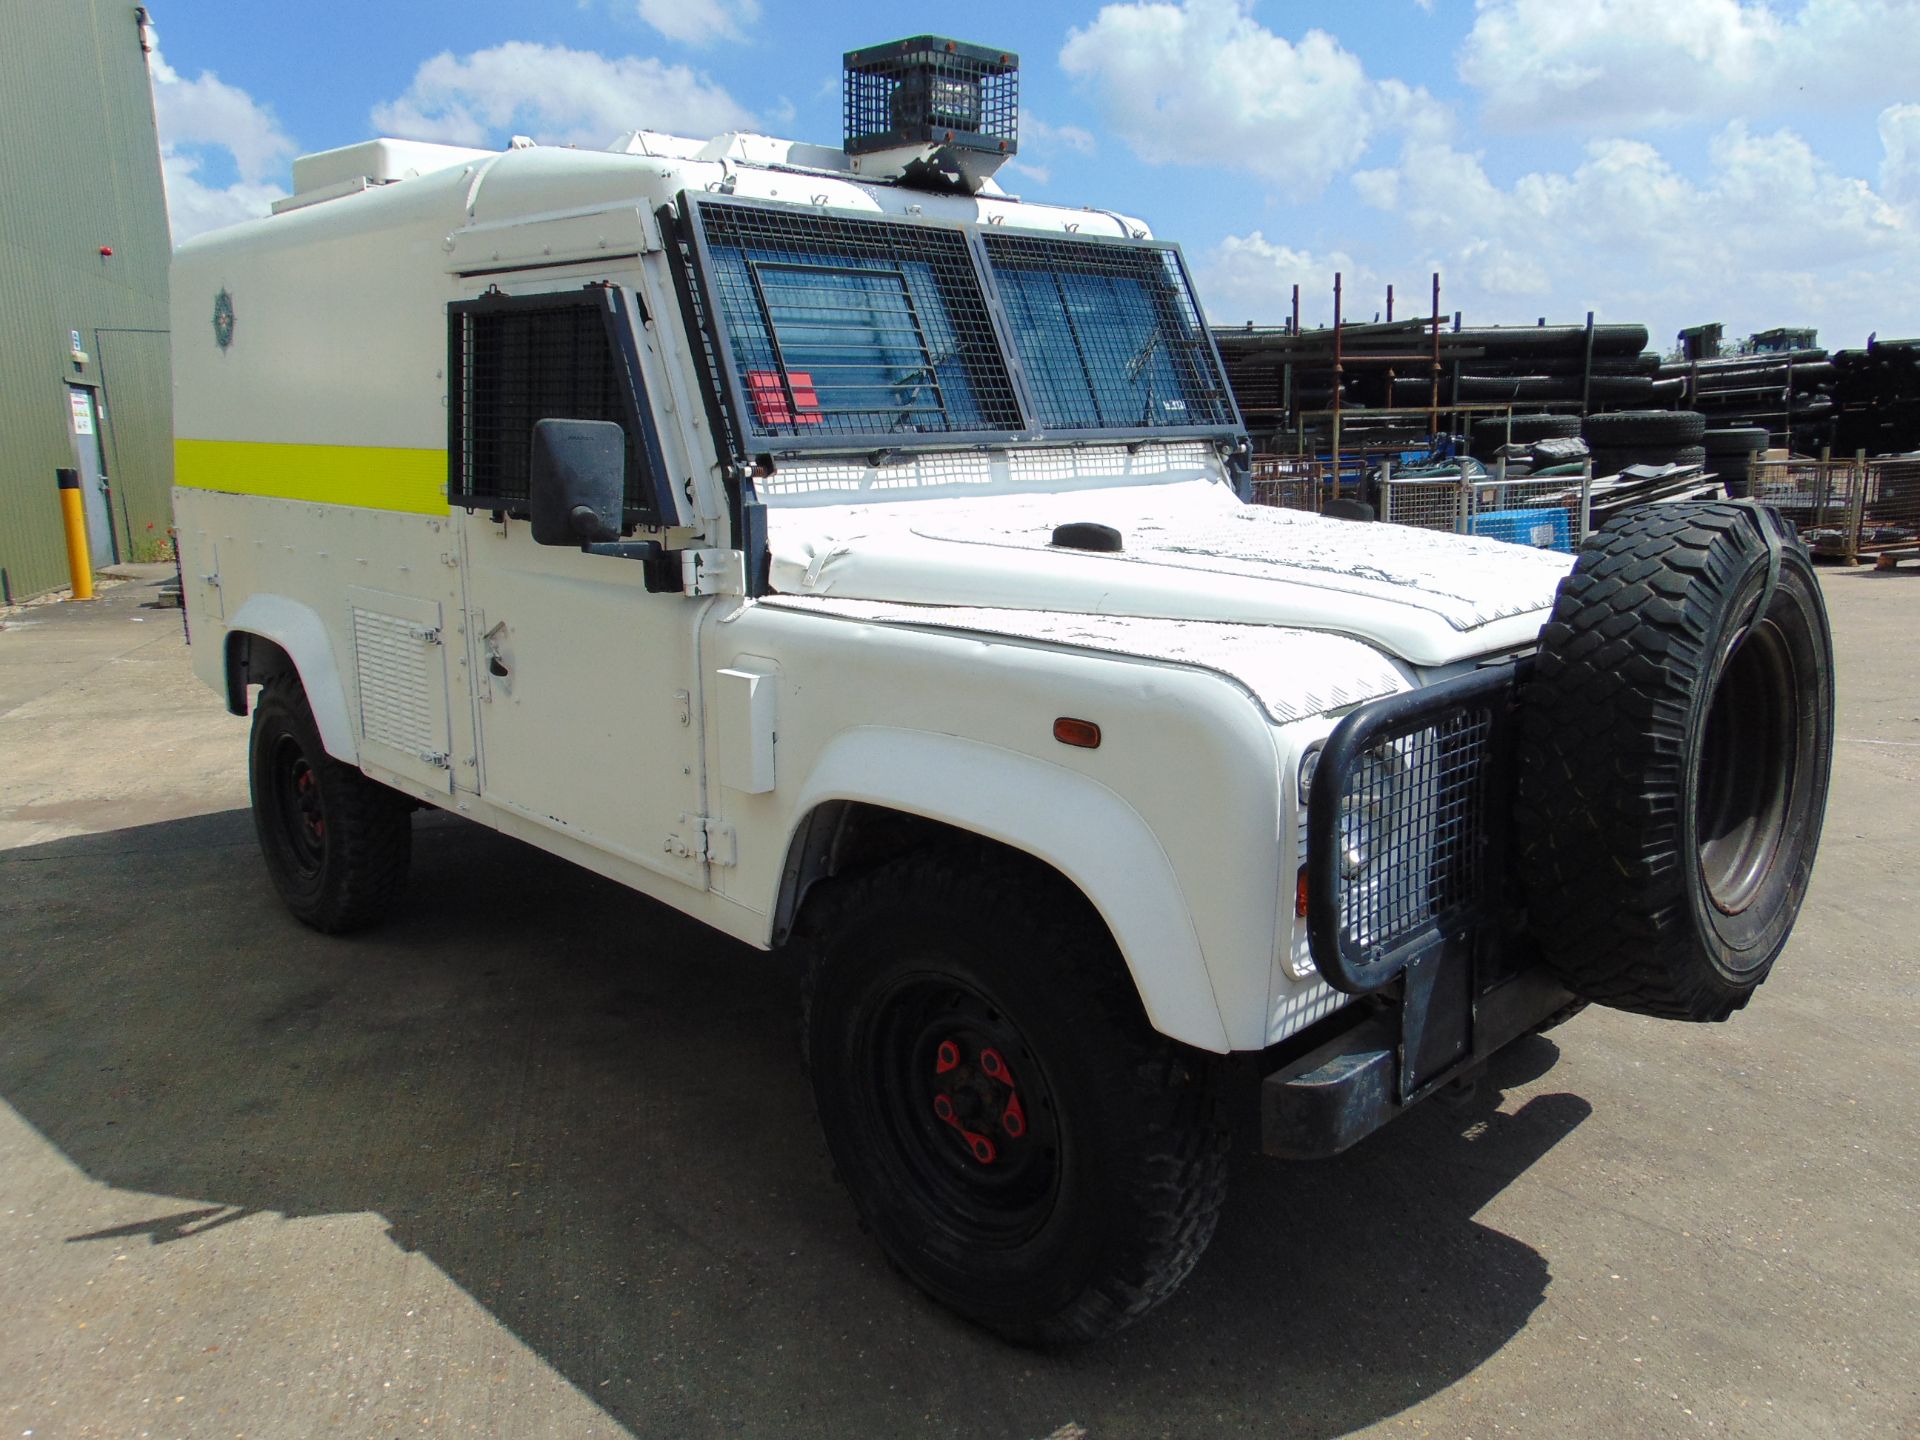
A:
860,972,1062,1250
271,734,328,877
1696,618,1797,918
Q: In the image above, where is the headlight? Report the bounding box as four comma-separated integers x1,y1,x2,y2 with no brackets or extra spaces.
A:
1333,740,1430,953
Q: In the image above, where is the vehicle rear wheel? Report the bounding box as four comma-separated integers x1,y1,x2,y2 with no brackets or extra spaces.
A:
800,850,1227,1344
249,678,412,932
1516,503,1834,1021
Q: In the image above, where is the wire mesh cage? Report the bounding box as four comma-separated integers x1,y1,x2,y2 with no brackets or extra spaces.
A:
1380,473,1470,533
843,36,1019,156
1752,454,1920,563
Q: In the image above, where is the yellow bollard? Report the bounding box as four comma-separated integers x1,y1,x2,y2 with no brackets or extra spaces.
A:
56,467,94,601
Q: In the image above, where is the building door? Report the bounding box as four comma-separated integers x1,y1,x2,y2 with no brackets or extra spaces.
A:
65,386,116,567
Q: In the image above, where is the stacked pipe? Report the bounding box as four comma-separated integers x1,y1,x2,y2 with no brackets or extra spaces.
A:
1833,339,1920,457
1216,319,1681,457
1388,324,1667,414
1657,348,1835,453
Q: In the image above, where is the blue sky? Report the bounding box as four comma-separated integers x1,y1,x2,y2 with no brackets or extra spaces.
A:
151,0,1920,352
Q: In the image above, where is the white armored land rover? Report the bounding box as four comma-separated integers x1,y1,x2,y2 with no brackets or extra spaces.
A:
174,37,1834,1342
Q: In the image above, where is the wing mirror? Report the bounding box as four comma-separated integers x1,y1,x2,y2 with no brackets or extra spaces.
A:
529,418,625,546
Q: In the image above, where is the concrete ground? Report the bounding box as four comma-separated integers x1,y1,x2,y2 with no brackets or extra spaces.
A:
0,566,1914,1440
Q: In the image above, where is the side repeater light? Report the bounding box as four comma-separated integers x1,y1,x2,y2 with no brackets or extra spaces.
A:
1053,717,1101,750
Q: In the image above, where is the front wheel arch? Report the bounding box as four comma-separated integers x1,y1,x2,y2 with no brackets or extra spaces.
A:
771,729,1234,1054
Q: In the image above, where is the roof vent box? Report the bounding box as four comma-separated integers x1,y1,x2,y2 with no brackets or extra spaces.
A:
289,138,496,195
843,35,1018,194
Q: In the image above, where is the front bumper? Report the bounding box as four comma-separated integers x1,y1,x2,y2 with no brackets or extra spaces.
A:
1261,963,1574,1158
1264,660,1570,1159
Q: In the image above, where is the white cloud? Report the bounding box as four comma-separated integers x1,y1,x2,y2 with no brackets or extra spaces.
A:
159,152,286,242
1059,0,1441,191
634,0,761,47
1025,115,1097,156
1460,0,1920,131
1327,115,1915,345
1197,233,1383,327
372,42,754,150
149,42,294,241
1882,103,1920,210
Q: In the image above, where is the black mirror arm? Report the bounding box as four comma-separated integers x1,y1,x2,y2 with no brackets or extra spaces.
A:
580,539,682,594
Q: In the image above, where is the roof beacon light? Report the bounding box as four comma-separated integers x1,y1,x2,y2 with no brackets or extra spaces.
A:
843,35,1019,196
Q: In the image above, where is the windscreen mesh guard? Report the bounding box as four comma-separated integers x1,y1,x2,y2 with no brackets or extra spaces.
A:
693,200,1023,442
1306,665,1517,995
449,289,656,522
980,232,1236,432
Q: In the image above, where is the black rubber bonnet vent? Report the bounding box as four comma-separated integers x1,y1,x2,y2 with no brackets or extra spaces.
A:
1050,522,1124,553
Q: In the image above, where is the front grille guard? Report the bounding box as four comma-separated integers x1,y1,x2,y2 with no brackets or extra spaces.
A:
1306,663,1525,995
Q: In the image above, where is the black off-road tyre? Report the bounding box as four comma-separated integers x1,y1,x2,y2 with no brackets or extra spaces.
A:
799,850,1228,1345
1516,503,1834,1021
249,678,413,932
1582,409,1706,448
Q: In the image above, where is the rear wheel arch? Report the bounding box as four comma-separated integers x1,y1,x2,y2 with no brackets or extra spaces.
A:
220,594,358,763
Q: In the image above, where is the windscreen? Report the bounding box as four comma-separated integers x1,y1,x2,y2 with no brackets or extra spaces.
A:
980,231,1235,433
693,200,1023,441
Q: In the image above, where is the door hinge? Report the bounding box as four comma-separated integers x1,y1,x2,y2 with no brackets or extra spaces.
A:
409,623,443,645
666,814,736,867
420,751,451,769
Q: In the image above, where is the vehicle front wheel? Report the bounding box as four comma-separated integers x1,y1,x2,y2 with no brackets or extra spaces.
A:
800,850,1227,1345
249,678,413,933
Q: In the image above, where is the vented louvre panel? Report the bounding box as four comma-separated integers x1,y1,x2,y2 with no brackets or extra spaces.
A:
981,232,1235,431
450,293,640,516
693,200,1023,440
352,607,435,757
1336,708,1494,956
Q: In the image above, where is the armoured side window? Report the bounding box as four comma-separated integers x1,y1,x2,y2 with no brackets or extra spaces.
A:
447,285,677,528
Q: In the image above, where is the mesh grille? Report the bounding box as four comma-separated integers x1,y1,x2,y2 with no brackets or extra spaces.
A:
843,40,1019,155
450,294,641,515
695,201,1022,441
1336,707,1493,954
981,232,1235,432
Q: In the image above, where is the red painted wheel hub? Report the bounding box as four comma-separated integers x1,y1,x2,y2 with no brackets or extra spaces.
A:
931,1037,1028,1165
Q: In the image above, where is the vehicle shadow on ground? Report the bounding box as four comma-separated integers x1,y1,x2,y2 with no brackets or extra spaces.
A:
0,810,1590,1439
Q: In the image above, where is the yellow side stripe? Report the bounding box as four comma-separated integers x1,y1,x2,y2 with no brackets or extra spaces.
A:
175,439,448,516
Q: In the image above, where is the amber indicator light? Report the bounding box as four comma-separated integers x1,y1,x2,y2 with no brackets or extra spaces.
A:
1296,865,1310,918
1053,717,1101,749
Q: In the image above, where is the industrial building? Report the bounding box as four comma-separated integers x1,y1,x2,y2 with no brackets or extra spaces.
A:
0,0,172,602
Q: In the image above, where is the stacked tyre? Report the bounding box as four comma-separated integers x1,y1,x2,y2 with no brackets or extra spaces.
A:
1582,410,1707,475
1469,413,1582,460
1703,427,1769,498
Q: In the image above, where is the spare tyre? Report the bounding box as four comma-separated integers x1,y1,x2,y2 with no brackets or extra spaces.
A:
1516,503,1834,1021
